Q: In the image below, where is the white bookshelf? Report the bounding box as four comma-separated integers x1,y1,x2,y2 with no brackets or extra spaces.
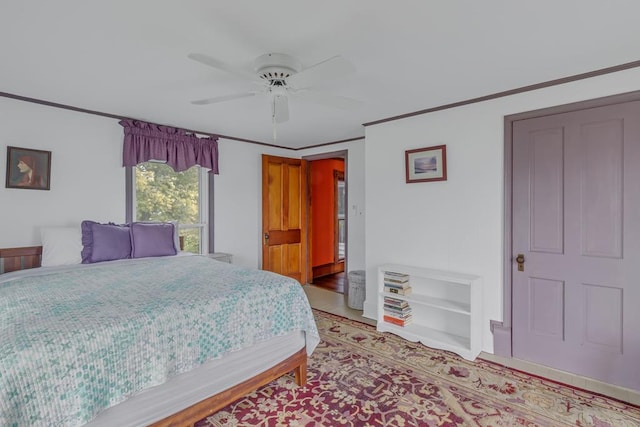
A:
377,264,482,361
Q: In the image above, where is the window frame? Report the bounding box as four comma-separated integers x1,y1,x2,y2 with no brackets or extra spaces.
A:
125,165,215,254
334,169,345,262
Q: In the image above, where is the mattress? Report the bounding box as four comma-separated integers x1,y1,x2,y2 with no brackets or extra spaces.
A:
0,255,319,426
88,331,305,426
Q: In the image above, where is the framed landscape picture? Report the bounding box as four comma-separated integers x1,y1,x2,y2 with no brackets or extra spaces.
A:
405,144,447,183
5,146,51,190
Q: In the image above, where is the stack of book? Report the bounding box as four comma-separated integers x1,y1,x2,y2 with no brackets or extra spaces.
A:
383,296,413,327
383,271,411,295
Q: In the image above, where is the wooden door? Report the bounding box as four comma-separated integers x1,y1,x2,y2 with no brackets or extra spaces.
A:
262,154,308,283
512,101,640,390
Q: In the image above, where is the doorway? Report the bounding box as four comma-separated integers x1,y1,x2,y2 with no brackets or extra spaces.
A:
305,150,348,294
502,91,640,391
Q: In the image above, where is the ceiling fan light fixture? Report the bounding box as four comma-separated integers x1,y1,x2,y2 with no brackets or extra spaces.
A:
188,51,361,126
253,53,301,82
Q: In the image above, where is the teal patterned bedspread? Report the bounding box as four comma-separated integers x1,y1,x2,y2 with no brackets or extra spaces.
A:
0,256,319,426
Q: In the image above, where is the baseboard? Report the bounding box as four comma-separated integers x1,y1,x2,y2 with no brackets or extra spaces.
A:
479,351,640,406
489,320,511,357
362,299,377,320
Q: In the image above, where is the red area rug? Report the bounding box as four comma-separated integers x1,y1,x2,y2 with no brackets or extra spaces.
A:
196,310,640,426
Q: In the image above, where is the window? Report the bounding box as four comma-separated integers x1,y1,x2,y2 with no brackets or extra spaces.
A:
130,162,211,254
335,170,345,261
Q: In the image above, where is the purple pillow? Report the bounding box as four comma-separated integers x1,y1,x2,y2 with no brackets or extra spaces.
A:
81,221,132,263
130,222,177,258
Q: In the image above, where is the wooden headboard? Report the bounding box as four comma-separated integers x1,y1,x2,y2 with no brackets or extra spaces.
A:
0,246,43,274
0,237,184,274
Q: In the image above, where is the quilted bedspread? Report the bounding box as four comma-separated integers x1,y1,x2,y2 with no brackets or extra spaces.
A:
0,256,319,426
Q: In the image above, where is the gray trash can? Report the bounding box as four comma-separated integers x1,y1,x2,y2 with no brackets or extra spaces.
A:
347,270,366,310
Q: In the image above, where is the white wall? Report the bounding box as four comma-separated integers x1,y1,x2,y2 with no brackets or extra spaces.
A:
213,139,290,268
363,67,640,354
0,94,364,274
214,139,367,271
0,98,124,247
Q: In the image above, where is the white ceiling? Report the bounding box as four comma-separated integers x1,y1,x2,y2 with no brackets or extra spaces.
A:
2,1,640,149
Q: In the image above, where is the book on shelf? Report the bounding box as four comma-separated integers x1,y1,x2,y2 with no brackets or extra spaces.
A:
383,296,408,305
384,271,409,279
385,277,409,285
383,301,411,311
384,302,411,313
383,302,409,310
385,279,409,286
384,280,411,289
384,285,412,295
384,307,413,317
384,311,412,319
383,312,413,321
383,314,413,327
384,271,410,283
384,308,412,315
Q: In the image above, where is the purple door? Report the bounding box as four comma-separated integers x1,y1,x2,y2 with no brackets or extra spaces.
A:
512,101,640,391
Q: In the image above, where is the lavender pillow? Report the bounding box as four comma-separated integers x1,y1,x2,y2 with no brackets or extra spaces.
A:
81,221,132,263
130,222,177,258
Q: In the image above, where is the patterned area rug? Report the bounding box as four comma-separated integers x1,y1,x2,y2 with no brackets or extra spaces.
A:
196,310,640,426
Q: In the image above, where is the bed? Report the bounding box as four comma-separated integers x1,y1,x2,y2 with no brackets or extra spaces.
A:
0,245,319,426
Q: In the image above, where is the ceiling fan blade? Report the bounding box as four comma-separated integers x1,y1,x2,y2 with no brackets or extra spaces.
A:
272,95,289,123
286,55,355,89
188,53,260,83
292,90,362,110
191,92,256,105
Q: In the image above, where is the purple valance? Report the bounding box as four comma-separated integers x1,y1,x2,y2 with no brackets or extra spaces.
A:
120,120,219,174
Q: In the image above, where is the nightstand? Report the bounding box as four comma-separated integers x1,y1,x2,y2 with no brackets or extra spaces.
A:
207,252,232,263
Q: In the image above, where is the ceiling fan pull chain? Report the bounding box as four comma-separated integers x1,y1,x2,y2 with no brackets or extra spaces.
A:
272,98,277,142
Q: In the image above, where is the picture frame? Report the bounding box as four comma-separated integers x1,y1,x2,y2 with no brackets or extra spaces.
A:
5,146,51,190
405,144,447,183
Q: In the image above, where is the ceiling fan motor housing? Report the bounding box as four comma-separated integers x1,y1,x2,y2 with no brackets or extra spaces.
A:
254,53,301,84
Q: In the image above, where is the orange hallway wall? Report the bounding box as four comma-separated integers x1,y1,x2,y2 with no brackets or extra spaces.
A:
310,158,344,267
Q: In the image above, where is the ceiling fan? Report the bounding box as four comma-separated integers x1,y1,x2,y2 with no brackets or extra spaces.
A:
188,52,361,127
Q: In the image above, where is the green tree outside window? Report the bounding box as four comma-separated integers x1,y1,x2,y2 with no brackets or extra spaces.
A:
135,162,201,253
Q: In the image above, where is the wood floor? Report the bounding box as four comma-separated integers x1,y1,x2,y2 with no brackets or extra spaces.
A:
311,272,345,294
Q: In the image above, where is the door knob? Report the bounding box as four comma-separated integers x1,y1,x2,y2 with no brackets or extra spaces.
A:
515,254,525,272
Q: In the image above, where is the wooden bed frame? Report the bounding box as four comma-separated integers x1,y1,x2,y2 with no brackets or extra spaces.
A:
0,246,308,427
0,245,43,273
